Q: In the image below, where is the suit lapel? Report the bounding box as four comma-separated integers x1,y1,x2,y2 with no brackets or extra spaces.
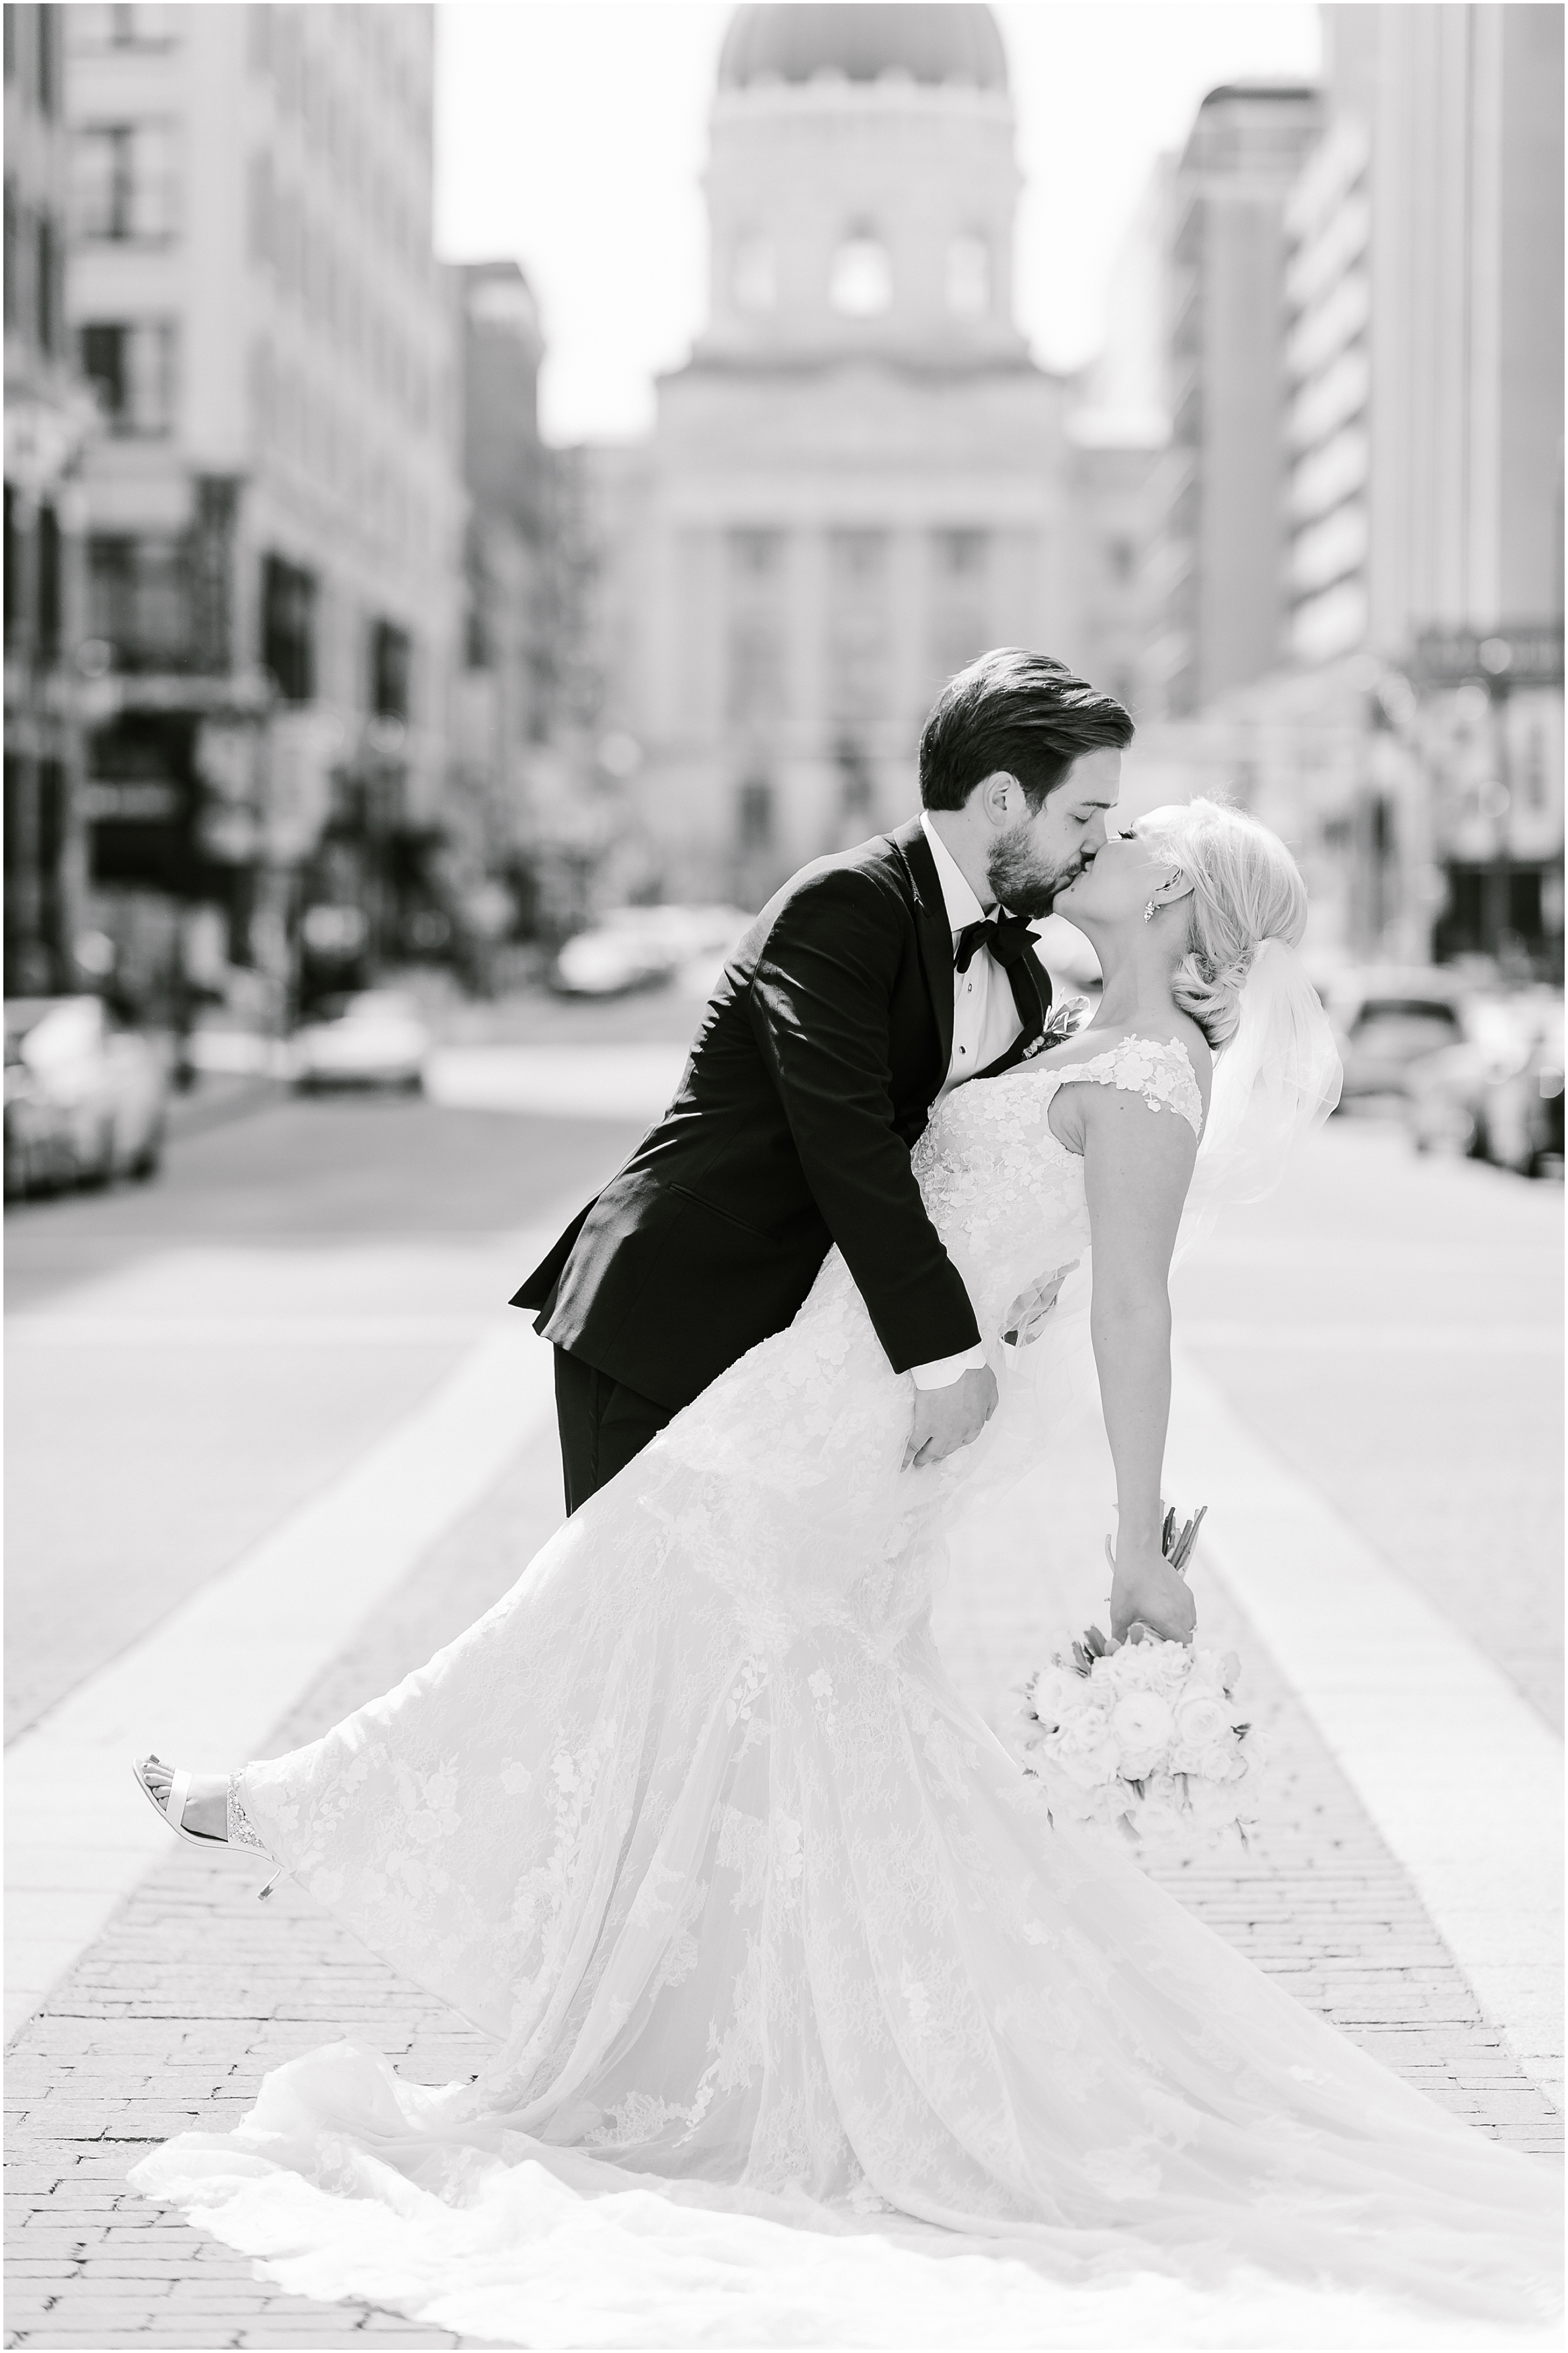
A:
975,939,1053,1081
1007,940,1053,1037
887,817,956,1077
884,817,1055,1086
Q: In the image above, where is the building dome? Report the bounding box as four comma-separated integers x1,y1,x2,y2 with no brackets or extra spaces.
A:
718,4,1007,93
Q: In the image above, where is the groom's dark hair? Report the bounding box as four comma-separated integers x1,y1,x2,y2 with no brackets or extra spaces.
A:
918,649,1133,813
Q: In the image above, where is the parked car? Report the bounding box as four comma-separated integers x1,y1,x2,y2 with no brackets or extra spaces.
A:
551,905,751,999
1327,968,1467,1107
1405,995,1565,1176
291,990,431,1092
3,995,169,1199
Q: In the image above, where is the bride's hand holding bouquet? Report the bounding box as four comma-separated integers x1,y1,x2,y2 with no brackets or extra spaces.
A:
1016,1505,1265,1854
1107,1523,1196,1646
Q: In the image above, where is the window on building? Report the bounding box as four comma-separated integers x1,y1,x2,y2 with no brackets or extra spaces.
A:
928,531,991,689
36,502,61,667
928,623,990,688
275,185,301,301
248,151,272,267
836,737,874,825
1,758,22,916
733,237,776,313
729,528,783,582
87,535,190,671
829,231,892,318
71,121,177,241
35,208,59,352
3,487,19,651
37,757,67,948
261,554,316,702
274,3,300,113
727,624,786,726
827,530,890,721
36,4,60,114
946,235,990,319
70,6,176,49
79,321,177,433
370,619,411,719
727,530,787,727
830,529,887,587
737,776,773,852
1,182,15,333
933,528,989,579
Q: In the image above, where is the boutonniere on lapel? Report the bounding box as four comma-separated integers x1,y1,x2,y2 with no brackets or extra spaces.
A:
1021,996,1091,1060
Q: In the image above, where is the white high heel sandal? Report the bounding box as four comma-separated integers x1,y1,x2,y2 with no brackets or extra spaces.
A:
132,1755,285,1898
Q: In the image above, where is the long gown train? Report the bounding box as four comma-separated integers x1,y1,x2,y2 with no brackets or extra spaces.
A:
132,1041,1561,2346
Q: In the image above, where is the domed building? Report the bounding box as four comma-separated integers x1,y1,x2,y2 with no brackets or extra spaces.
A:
608,3,1079,902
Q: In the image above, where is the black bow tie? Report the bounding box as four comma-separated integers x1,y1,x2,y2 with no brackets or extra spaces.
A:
953,910,1038,973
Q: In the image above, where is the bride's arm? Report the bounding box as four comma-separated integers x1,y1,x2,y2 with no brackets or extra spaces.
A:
1075,1086,1199,1644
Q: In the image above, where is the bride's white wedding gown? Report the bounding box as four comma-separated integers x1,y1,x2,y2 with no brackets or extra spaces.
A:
134,1039,1559,2347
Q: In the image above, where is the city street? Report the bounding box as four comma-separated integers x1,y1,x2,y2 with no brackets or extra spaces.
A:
5,1002,1563,2349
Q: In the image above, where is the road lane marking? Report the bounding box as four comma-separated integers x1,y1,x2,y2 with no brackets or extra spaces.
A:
8,1314,489,1347
3,1236,560,2043
1181,1322,1559,1356
1167,1349,1563,2092
425,1042,688,1119
1185,1238,1560,1273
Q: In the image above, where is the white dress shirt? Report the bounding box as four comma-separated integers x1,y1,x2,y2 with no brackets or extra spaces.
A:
907,814,1026,1392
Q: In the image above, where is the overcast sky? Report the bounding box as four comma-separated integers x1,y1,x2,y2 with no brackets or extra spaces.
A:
436,2,1321,445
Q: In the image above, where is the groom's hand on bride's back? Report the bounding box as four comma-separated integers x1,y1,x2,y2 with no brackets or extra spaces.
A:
903,1365,999,1469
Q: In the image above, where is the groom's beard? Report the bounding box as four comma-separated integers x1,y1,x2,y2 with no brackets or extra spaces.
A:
986,823,1085,920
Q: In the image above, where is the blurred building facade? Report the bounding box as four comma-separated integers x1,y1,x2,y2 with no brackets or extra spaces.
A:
602,1,1077,905
448,257,550,972
1287,1,1564,972
1147,84,1323,719
61,1,464,1023
1102,6,1563,978
448,264,649,951
1064,156,1171,726
5,1,98,996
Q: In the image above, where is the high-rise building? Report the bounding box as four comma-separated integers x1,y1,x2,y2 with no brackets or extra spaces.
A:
1212,5,1564,969
603,2,1078,906
1281,104,1372,672
449,262,548,926
5,1,97,995
63,1,463,1020
1147,84,1322,719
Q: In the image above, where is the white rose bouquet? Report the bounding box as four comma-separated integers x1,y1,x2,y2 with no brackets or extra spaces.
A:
1013,1507,1264,1853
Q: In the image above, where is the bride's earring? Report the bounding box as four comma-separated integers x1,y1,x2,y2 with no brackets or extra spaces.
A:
1143,898,1157,923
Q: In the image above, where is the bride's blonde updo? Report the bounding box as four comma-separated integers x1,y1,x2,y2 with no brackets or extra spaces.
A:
1139,798,1309,1050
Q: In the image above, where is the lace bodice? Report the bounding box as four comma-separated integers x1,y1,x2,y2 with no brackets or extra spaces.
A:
576,1033,1209,1665
909,1032,1204,1352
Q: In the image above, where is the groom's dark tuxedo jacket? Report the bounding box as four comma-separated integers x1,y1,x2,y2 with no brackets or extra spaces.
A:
511,817,1053,1413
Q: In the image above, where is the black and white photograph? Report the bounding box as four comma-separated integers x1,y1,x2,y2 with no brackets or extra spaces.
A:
4,1,1563,2345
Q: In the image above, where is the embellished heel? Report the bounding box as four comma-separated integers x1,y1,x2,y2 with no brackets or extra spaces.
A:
228,1776,286,1897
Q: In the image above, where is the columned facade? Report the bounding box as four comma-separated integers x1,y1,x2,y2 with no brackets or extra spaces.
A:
610,5,1075,904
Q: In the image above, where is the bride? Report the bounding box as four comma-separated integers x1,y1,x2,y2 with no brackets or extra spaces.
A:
133,799,1559,2348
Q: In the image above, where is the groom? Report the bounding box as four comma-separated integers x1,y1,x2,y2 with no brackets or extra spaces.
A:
513,648,1131,1513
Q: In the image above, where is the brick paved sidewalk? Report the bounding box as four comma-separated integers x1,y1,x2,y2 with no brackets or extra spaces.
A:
6,1421,1561,2350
